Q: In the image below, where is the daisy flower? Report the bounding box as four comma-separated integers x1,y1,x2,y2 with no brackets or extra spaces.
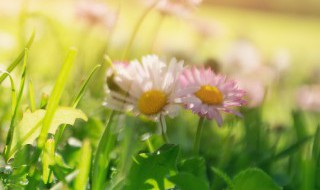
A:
104,55,184,121
178,67,246,126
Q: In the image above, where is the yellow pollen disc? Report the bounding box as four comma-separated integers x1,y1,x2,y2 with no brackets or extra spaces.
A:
195,85,223,105
138,90,167,115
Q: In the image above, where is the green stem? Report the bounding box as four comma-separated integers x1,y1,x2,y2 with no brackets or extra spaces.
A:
146,138,155,152
193,117,205,155
121,0,160,59
160,115,169,143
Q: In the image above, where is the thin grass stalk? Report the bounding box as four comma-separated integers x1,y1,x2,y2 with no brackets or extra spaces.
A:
28,79,36,112
0,31,35,84
4,48,29,161
121,0,161,59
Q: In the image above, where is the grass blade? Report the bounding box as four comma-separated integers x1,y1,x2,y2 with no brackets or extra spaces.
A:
4,48,29,161
42,138,55,184
37,48,77,149
28,79,36,112
259,136,313,165
0,31,35,84
72,64,101,108
74,139,92,190
312,126,320,161
92,111,116,190
0,71,17,112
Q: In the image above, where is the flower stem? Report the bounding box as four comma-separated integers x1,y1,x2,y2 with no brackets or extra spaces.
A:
146,138,155,152
194,117,205,155
160,115,169,143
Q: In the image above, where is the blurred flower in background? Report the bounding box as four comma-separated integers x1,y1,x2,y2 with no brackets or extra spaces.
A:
75,0,117,29
270,49,291,74
236,78,265,107
189,17,224,39
0,32,16,51
222,38,262,74
144,0,202,18
296,85,320,112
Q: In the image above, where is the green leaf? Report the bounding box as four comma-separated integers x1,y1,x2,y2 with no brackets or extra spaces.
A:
168,172,209,190
9,107,87,158
178,157,207,180
124,144,180,190
211,167,234,189
233,168,281,190
167,157,209,190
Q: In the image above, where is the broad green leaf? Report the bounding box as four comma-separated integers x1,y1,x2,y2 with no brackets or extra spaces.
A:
211,167,234,189
233,168,281,190
168,172,209,190
124,144,179,190
168,157,209,190
178,157,207,180
10,107,87,157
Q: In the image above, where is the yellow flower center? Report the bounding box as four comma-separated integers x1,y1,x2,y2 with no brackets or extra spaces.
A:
138,90,167,115
195,85,223,105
